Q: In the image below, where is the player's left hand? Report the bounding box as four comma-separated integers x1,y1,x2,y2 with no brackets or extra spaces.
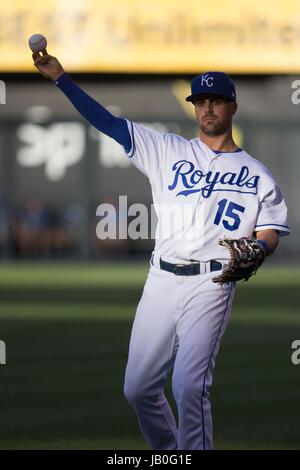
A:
212,237,266,284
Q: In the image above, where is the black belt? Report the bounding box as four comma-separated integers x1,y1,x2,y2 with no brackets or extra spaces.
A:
159,258,222,276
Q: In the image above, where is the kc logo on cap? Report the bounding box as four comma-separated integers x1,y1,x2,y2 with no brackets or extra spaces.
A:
201,74,214,87
186,71,236,103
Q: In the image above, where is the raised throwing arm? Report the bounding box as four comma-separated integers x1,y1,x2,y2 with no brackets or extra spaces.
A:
32,50,132,153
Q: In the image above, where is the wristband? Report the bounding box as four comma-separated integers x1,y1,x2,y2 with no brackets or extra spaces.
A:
257,239,269,255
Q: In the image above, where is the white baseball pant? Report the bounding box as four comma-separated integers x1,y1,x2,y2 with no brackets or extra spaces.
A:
124,263,235,450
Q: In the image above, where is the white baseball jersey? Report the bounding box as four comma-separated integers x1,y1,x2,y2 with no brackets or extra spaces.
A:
125,120,290,262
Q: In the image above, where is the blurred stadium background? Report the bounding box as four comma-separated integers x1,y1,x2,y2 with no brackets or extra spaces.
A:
0,0,299,450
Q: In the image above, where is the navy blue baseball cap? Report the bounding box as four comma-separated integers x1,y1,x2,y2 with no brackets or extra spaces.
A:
186,71,236,103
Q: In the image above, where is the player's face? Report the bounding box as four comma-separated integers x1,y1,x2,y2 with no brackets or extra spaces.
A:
194,95,237,136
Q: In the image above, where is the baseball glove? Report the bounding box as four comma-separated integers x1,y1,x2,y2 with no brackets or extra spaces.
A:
212,237,266,284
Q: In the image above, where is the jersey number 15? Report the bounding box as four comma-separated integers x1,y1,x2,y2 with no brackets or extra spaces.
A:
214,199,245,231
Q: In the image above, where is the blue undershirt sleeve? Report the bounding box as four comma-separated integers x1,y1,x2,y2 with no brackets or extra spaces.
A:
54,73,132,154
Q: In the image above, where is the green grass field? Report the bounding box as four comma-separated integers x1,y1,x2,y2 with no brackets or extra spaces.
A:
0,262,299,450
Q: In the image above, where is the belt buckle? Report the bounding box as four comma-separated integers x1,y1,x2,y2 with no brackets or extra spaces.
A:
173,264,184,275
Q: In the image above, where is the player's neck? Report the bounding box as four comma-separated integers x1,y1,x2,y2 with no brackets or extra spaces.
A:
199,130,237,153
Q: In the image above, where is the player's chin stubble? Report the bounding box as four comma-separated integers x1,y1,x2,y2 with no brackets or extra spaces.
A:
200,119,229,137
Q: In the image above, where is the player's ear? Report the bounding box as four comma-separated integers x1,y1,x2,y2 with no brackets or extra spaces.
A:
231,101,238,116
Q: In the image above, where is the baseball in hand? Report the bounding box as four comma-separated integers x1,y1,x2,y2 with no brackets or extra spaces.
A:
28,34,47,53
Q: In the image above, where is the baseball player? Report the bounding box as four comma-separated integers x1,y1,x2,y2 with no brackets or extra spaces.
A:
32,49,290,450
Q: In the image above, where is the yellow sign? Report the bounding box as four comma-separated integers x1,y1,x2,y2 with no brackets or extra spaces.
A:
1,0,300,73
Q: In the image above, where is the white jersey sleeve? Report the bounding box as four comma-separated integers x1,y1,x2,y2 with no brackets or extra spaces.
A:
124,120,165,178
254,182,290,236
